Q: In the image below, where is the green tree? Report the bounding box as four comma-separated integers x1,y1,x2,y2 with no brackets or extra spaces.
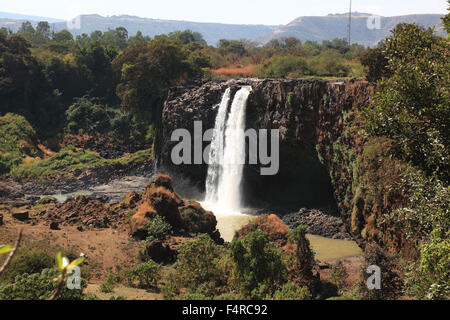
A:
260,55,309,78
362,23,450,183
360,46,390,82
168,30,206,45
287,225,315,281
114,38,192,122
74,42,119,104
358,243,403,300
0,33,62,136
173,234,229,297
52,29,73,42
229,230,286,299
406,229,450,300
34,21,51,46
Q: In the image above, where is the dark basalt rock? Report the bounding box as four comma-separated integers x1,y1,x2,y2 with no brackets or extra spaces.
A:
282,208,352,240
144,240,176,264
12,211,29,221
160,78,372,245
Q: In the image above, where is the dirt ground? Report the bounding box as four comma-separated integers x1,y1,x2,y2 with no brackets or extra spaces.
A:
0,212,145,281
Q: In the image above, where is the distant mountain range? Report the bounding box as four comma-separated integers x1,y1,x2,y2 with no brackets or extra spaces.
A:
0,12,446,47
0,11,64,23
260,13,446,47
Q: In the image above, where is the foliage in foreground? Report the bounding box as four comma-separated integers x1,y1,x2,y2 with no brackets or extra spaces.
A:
229,230,287,299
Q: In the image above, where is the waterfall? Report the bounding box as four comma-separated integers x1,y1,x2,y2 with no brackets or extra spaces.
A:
205,88,231,203
204,86,252,213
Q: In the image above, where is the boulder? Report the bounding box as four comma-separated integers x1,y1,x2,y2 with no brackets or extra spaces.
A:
144,240,176,264
235,214,290,246
12,211,29,221
179,200,217,234
130,202,157,239
50,221,60,230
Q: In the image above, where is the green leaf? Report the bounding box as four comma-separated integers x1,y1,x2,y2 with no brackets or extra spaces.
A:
67,257,85,269
0,245,13,255
56,252,63,270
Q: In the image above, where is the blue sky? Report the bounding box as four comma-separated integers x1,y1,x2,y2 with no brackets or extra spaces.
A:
1,0,448,25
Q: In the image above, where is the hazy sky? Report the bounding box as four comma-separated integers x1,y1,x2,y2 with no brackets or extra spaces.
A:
1,0,448,25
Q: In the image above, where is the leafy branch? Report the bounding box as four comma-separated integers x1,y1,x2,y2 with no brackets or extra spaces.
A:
0,229,23,277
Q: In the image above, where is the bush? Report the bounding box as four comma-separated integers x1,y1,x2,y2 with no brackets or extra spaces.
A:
0,113,38,175
229,230,286,299
142,215,172,242
358,243,403,300
129,260,161,288
329,261,349,292
2,249,53,283
99,281,115,293
259,55,309,78
0,268,86,300
174,234,229,297
308,49,350,77
272,282,311,300
287,225,315,281
405,229,450,300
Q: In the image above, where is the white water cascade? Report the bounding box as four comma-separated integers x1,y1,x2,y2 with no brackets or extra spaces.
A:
205,88,231,203
202,86,254,241
216,86,251,211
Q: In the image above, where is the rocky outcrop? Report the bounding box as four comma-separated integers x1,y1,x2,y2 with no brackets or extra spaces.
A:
160,78,388,248
235,214,290,247
161,78,371,207
282,208,352,240
38,196,115,229
130,174,223,244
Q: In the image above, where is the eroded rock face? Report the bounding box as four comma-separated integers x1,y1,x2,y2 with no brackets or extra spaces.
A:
160,78,374,245
282,208,351,240
235,214,290,247
161,78,371,204
130,174,222,243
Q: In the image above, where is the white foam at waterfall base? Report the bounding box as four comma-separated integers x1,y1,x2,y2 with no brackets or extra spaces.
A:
202,86,255,241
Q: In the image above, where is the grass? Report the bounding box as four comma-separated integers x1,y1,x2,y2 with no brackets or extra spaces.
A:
0,113,38,174
10,145,153,181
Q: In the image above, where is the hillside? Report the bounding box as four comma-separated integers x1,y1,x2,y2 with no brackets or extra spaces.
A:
260,13,446,47
0,11,63,23
0,12,446,46
0,14,279,46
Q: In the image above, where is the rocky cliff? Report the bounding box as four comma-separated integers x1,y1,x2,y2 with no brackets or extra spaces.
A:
160,79,411,250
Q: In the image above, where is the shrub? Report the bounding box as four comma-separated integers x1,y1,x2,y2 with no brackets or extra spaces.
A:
2,249,53,283
174,234,229,297
259,55,309,78
0,268,86,300
36,196,56,205
329,261,349,292
405,229,450,300
99,281,114,293
0,113,38,175
272,282,312,300
142,215,172,242
229,230,286,299
308,49,350,77
130,260,161,288
287,225,315,281
358,243,403,300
